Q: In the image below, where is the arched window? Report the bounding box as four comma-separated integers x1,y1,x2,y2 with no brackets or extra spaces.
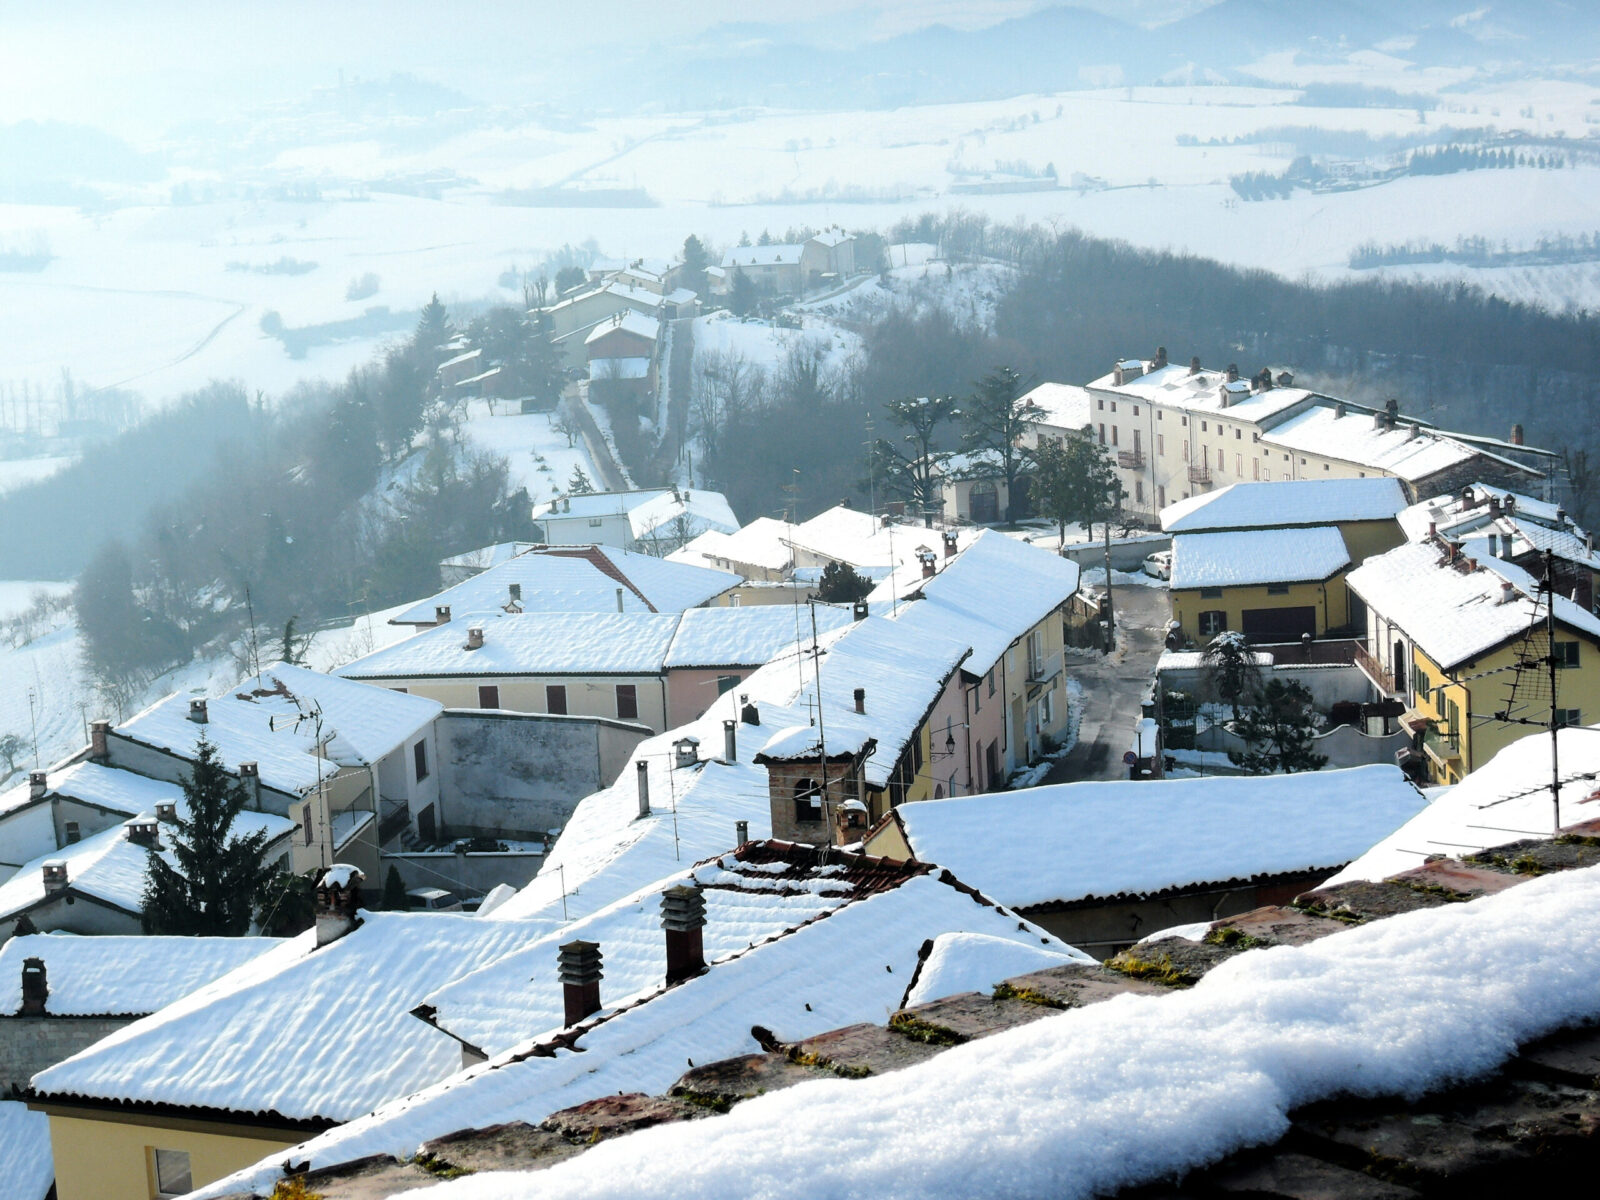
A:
793,777,822,824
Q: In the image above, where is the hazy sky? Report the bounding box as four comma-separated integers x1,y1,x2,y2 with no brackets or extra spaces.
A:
0,1,1207,139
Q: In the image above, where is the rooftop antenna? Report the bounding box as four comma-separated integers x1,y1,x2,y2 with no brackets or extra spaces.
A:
807,598,832,863
269,698,332,869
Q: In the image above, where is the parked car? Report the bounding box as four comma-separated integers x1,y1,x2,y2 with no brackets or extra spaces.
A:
406,887,463,912
1143,550,1172,580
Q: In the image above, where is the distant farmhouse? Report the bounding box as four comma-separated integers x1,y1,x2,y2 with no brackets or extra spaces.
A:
719,228,855,297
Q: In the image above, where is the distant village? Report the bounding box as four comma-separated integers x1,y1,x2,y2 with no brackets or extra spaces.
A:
5,244,1600,1200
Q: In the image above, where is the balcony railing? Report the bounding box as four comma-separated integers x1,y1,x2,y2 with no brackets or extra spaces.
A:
1187,465,1212,485
1422,724,1462,766
1353,645,1399,696
1117,450,1145,470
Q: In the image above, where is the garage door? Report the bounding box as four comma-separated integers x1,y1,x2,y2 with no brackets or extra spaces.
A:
1242,606,1315,642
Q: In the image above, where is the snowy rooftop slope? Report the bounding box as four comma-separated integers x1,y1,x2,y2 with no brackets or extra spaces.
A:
398,861,1600,1200
1091,360,1314,424
31,912,548,1123
1327,723,1600,886
1347,540,1600,670
723,245,804,267
338,612,683,679
890,765,1425,909
669,516,796,574
393,547,738,623
0,806,294,925
0,1101,52,1200
535,488,673,520
196,854,1080,1194
786,506,977,572
625,488,740,542
584,309,658,344
878,530,1079,674
663,605,850,669
0,760,174,820
117,664,442,795
0,933,283,1016
903,932,1084,1007
438,542,539,574
1397,484,1598,569
1170,527,1350,589
1160,478,1406,533
1021,381,1092,430
484,614,968,930
1260,405,1478,482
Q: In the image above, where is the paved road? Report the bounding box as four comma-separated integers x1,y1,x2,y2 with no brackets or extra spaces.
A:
563,388,631,492
1047,583,1171,784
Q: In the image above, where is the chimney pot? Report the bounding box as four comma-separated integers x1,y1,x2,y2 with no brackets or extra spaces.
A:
942,531,958,559
1188,356,1201,376
722,719,737,763
636,760,651,817
188,698,209,724
558,939,604,1026
735,819,749,845
616,587,625,613
89,719,111,762
239,761,261,809
125,818,160,849
1334,402,1346,418
1509,423,1525,446
740,696,760,726
1225,363,1238,383
852,599,869,622
1499,580,1516,605
853,687,867,714
1427,521,1437,538
920,551,937,579
20,958,46,1015
28,771,47,800
41,861,67,895
1154,346,1168,369
314,864,365,947
155,801,177,823
673,737,700,769
661,885,708,985
465,626,485,651
435,605,452,625
509,582,522,602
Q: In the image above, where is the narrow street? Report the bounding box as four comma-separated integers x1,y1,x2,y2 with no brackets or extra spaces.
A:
1047,583,1171,783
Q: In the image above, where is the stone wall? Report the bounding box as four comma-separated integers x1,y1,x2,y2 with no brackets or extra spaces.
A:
0,1014,131,1090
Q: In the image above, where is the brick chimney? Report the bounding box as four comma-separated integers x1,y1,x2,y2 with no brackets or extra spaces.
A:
28,771,46,801
314,865,365,948
1510,423,1525,446
852,599,869,621
853,687,866,714
1188,356,1201,376
1153,346,1168,370
240,761,261,810
155,801,177,823
722,719,737,763
661,885,707,986
41,861,67,896
558,940,603,1026
919,550,937,579
509,582,522,604
942,531,958,559
435,605,452,625
464,626,485,651
20,958,46,1016
125,818,161,849
188,698,208,724
89,719,111,762
636,760,651,818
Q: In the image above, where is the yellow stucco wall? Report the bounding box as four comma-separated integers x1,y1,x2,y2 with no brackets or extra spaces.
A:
370,675,668,732
1335,518,1405,567
1171,576,1342,642
45,1110,297,1200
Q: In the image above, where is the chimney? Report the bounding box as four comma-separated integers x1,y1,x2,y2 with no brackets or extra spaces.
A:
919,551,937,579
661,885,707,986
28,771,46,801
563,496,571,513
1218,385,1231,409
942,531,958,559
509,582,522,604
1486,532,1498,557
722,719,737,763
464,626,485,651
1225,364,1238,383
41,861,67,895
853,687,866,714
20,958,46,1015
1188,356,1201,376
1499,580,1516,605
188,698,208,724
125,818,160,849
740,695,760,726
1373,411,1387,430
852,599,869,622
435,605,452,625
89,719,110,762
1510,423,1525,446
240,761,261,810
1277,371,1294,387
155,801,177,823
558,939,603,1026
1427,521,1437,538
1557,508,1568,526
1334,402,1347,418
314,865,365,948
1153,346,1168,369
616,587,625,613
735,819,749,845
636,760,651,817
1408,422,1422,439
1112,365,1124,387
1488,496,1502,517
1385,398,1399,420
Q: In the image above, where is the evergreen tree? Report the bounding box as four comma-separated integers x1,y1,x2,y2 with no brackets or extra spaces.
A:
1028,432,1125,545
872,395,959,524
567,464,595,494
256,867,317,936
382,864,409,910
1201,631,1262,725
12,911,37,937
141,735,275,936
681,235,710,296
553,265,587,296
414,292,450,353
277,616,302,665
960,367,1041,523
75,540,150,680
1229,680,1329,774
816,560,873,604
728,267,757,318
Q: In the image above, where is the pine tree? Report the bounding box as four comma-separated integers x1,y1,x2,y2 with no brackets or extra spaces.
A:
873,395,960,523
414,292,450,353
728,267,757,318
816,560,873,604
1029,432,1125,545
12,911,38,937
1229,680,1329,775
382,865,409,910
141,735,275,936
567,464,595,495
681,235,710,296
1201,631,1261,725
960,367,1041,523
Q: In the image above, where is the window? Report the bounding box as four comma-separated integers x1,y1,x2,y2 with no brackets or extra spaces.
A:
588,517,603,528
1234,428,1241,440
1323,463,1330,471
717,674,740,696
1158,410,1164,421
1110,401,1117,412
153,1148,193,1197
1252,432,1260,443
1263,470,1271,481
1201,421,1208,432
1216,448,1224,470
1252,457,1259,480
1199,587,1223,599
1266,583,1290,595
793,778,823,824
1157,433,1164,456
1097,398,1104,410
1199,610,1227,636
1359,471,1366,477
1111,426,1119,446
1039,690,1054,726
1413,663,1432,700
546,685,568,714
478,685,500,709
1098,423,1105,445
64,821,80,844
616,684,639,721
1182,439,1189,459
1446,698,1462,749
413,739,429,782
729,592,742,606
1555,641,1581,668
1158,486,1166,507
1133,430,1141,454
1182,415,1188,426
1235,454,1243,476
1132,405,1139,416
1300,457,1307,465
1135,480,1144,503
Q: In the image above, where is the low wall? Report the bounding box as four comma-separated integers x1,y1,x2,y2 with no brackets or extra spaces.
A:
1194,722,1409,770
0,1014,132,1091
1060,533,1170,573
1160,661,1373,712
381,849,544,898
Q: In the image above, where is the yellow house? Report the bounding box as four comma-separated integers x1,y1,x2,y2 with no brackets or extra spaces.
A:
1169,526,1352,643
1349,540,1600,785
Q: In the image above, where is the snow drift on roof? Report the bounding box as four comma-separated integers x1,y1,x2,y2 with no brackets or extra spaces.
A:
663,606,850,669
339,611,683,679
1170,527,1349,589
1160,478,1406,533
904,931,1085,1007
0,760,174,820
0,1101,51,1200
1019,381,1092,431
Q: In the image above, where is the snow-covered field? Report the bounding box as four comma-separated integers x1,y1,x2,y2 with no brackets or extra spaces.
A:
0,456,71,495
455,398,600,506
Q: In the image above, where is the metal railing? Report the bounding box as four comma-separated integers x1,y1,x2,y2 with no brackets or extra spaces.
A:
1353,645,1398,695
1117,450,1145,470
1187,465,1211,484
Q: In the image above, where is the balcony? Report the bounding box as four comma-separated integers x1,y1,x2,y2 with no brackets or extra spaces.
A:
1117,450,1145,470
1187,465,1212,485
1354,645,1400,697
1422,724,1462,768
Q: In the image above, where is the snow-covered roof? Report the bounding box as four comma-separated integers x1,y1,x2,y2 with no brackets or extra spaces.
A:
1329,724,1600,885
1170,527,1350,589
1347,540,1600,671
536,488,672,521
903,931,1082,1007
1260,405,1480,483
0,933,283,1017
0,1102,51,1200
1089,360,1316,425
0,805,295,925
0,760,172,821
1020,381,1092,431
195,845,1083,1194
723,245,804,267
1397,484,1597,570
117,664,442,795
483,614,969,931
889,765,1425,909
1160,478,1407,533
878,529,1080,675
393,547,739,624
789,507,982,575
624,488,741,543
438,541,540,573
31,912,551,1123
663,606,851,669
670,516,796,574
808,229,852,248
339,611,683,679
584,310,659,346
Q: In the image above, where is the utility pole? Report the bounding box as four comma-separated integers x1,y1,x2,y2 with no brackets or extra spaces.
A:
1101,514,1116,655
1543,552,1562,832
